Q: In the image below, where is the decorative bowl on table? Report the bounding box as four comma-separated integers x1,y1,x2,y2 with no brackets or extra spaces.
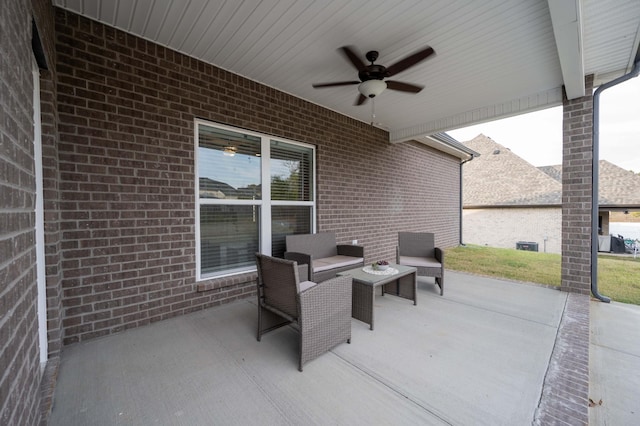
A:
373,260,389,271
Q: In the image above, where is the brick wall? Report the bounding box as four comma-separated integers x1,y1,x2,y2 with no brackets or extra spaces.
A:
54,8,462,345
0,0,45,424
561,75,594,294
463,207,562,253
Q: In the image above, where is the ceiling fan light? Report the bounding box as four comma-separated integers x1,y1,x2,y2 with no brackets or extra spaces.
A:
358,79,387,98
223,146,237,156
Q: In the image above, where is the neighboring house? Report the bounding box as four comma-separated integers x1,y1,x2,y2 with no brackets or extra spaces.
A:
462,134,562,253
199,177,240,199
462,134,640,253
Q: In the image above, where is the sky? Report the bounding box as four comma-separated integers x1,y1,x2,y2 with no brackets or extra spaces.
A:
448,76,640,172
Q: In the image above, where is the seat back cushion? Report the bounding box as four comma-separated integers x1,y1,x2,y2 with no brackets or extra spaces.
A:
398,232,435,258
286,232,338,258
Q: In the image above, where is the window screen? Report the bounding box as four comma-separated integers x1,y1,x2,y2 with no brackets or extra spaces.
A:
270,140,313,201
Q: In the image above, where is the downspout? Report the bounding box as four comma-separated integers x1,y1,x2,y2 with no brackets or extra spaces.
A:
591,59,640,302
459,155,475,246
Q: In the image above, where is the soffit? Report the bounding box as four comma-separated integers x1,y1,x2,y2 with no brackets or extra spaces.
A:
52,0,640,143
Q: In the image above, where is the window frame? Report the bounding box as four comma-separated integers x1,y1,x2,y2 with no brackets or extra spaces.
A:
195,119,316,280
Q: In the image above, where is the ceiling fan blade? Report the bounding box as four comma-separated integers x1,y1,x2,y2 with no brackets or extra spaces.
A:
339,46,366,71
385,46,435,77
355,93,368,106
386,80,424,93
312,80,360,88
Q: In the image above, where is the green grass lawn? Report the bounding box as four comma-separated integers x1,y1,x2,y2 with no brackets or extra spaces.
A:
445,245,640,305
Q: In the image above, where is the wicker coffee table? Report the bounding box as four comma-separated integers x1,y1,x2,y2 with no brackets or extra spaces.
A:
337,263,417,330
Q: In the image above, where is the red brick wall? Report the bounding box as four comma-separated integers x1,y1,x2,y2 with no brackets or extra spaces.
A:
54,9,462,345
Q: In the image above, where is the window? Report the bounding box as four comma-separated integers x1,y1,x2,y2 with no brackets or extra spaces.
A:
196,121,315,279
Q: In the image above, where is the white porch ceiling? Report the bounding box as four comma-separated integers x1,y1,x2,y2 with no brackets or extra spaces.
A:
53,0,640,143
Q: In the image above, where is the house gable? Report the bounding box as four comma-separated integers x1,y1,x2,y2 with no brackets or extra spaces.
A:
462,134,561,207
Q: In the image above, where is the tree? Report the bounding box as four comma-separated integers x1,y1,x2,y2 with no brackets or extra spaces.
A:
271,160,301,200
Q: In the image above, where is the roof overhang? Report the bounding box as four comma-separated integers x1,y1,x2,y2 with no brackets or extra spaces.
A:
52,0,640,144
600,206,640,212
399,133,479,162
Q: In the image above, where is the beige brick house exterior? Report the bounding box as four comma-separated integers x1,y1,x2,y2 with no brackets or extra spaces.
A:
464,207,563,253
462,134,640,254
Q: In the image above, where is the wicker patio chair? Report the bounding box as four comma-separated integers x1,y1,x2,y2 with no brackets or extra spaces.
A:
396,232,444,295
255,253,352,371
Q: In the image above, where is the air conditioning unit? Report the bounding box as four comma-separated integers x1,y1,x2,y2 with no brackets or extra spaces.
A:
516,241,538,252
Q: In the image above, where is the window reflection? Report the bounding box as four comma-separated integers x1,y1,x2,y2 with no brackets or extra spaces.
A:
271,206,312,258
200,205,260,275
198,127,261,200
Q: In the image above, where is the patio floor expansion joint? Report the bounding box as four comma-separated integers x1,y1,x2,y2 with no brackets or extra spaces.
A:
332,351,455,425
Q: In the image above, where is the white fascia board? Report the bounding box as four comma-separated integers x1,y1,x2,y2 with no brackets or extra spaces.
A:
548,0,586,99
389,87,564,143
390,135,474,161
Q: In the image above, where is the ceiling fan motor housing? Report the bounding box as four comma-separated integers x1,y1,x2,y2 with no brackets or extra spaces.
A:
358,65,387,82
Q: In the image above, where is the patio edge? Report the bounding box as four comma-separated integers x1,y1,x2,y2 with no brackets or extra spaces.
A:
533,292,590,425
39,356,60,426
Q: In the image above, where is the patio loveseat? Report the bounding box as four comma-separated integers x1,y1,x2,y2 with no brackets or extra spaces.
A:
284,232,364,282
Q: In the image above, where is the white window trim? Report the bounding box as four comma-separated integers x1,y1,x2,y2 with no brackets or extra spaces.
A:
33,59,47,372
194,119,316,281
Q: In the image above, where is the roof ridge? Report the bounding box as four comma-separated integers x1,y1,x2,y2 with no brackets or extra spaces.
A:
463,135,640,207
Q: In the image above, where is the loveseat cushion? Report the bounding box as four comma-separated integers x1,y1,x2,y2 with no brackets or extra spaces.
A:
286,232,338,259
313,255,365,273
398,255,441,268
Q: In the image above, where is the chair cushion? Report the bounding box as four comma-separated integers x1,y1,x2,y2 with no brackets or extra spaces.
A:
298,280,317,292
399,255,441,268
313,255,364,272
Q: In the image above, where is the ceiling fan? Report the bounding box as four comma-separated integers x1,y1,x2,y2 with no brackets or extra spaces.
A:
312,45,435,106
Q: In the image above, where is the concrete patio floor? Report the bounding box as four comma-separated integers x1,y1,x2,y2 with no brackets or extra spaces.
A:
47,271,639,425
589,299,640,425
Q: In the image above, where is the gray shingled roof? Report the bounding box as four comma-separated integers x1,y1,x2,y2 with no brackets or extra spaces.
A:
462,135,561,206
599,160,640,207
537,165,562,182
463,134,640,208
432,132,479,157
539,160,640,208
